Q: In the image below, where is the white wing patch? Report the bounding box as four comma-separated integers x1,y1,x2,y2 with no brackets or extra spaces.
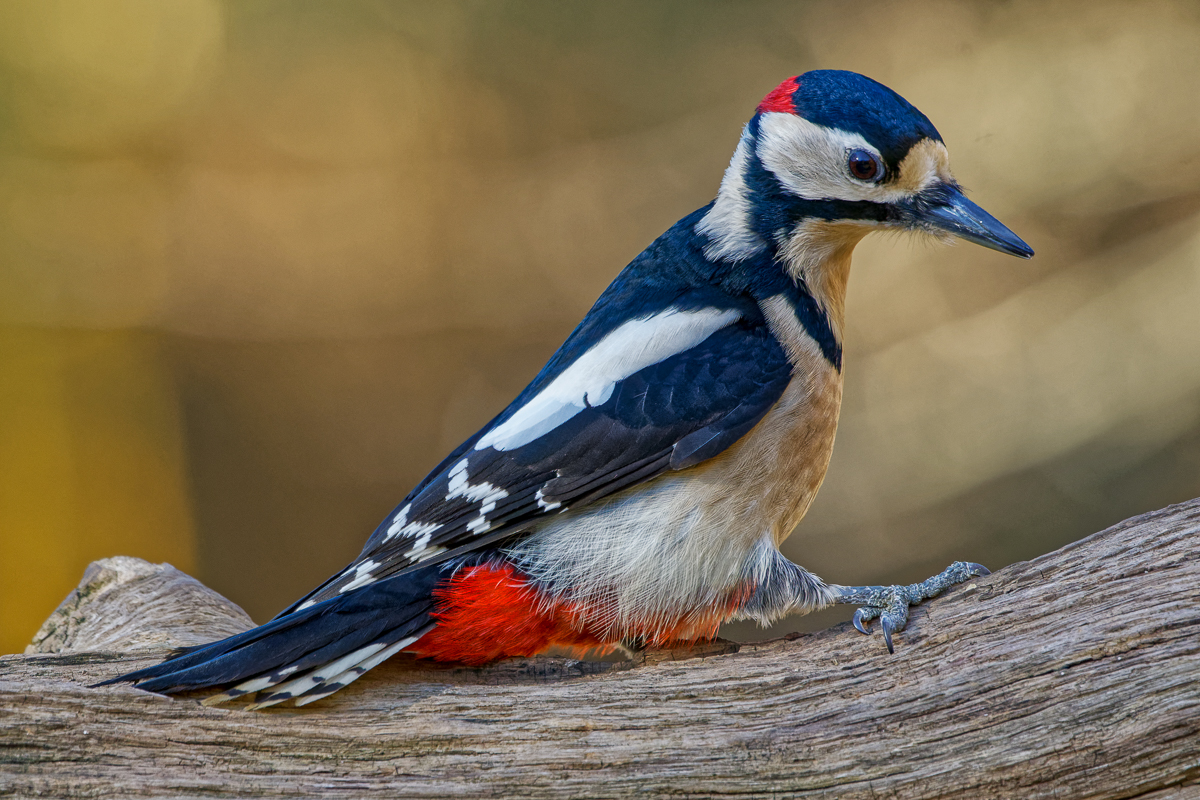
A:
402,525,446,561
382,503,442,543
475,307,741,452
445,457,509,536
535,488,562,512
339,559,381,593
446,459,509,506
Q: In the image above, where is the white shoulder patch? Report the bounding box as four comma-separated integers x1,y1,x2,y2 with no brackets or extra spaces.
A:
475,307,741,452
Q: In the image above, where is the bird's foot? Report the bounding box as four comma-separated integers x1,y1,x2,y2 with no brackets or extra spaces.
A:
832,561,989,653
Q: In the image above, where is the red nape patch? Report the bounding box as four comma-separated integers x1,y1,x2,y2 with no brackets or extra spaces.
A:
408,563,609,666
757,76,801,114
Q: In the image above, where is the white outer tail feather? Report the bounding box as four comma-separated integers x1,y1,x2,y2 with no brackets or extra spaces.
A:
292,637,417,706
203,628,433,710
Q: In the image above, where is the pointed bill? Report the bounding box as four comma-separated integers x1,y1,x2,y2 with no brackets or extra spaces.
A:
905,182,1034,258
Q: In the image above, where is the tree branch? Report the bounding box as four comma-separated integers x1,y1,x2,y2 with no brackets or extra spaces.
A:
3,501,1199,799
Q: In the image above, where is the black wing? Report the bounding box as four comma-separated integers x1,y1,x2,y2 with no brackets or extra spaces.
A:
279,312,793,615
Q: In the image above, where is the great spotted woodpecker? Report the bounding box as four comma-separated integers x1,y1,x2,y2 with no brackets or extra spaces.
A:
103,70,1033,708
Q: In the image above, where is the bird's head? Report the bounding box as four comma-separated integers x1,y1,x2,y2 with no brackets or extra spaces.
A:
697,69,1031,335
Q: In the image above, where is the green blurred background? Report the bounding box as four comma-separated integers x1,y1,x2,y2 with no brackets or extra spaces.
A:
3,0,1200,653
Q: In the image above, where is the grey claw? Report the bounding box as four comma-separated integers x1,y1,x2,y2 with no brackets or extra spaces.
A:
838,561,986,654
881,616,895,654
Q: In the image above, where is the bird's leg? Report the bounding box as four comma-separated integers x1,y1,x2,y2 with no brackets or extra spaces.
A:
829,561,989,653
732,547,838,625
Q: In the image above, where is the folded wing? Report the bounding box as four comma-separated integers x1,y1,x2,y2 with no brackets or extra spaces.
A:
280,302,793,615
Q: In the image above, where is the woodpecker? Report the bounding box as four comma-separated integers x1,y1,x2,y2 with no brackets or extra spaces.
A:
102,70,1032,709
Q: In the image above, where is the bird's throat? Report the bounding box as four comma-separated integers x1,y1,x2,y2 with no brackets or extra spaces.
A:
777,219,868,344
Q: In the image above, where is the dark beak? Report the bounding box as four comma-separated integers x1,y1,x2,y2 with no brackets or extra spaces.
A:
903,182,1034,259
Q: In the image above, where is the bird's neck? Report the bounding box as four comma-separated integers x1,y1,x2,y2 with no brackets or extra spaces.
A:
774,220,869,344
697,128,867,345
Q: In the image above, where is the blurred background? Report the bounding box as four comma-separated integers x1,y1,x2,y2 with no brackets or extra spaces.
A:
3,0,1200,653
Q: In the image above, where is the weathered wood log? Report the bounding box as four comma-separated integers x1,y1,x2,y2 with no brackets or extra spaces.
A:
24,555,256,655
2,501,1199,799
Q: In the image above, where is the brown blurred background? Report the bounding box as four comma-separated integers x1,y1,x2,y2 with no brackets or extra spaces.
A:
3,0,1200,653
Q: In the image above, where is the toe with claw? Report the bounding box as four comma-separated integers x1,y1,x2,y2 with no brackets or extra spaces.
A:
835,561,989,653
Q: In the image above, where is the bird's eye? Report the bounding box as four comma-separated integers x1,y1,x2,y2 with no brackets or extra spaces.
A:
847,149,883,182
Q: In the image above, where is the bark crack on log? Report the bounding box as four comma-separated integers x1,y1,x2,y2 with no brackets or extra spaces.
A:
2,500,1199,799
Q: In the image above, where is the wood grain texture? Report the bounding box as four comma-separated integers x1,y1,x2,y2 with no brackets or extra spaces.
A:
2,500,1199,799
25,556,255,655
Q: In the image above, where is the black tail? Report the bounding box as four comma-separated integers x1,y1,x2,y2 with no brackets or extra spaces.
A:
96,569,439,708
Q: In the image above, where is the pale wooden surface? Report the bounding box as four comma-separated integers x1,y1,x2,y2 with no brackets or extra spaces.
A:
25,555,255,655
2,500,1199,799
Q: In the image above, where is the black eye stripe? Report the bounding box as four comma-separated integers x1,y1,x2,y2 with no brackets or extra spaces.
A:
847,149,884,182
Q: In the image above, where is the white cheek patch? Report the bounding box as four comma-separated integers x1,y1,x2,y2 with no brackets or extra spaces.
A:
755,113,938,206
475,307,741,452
